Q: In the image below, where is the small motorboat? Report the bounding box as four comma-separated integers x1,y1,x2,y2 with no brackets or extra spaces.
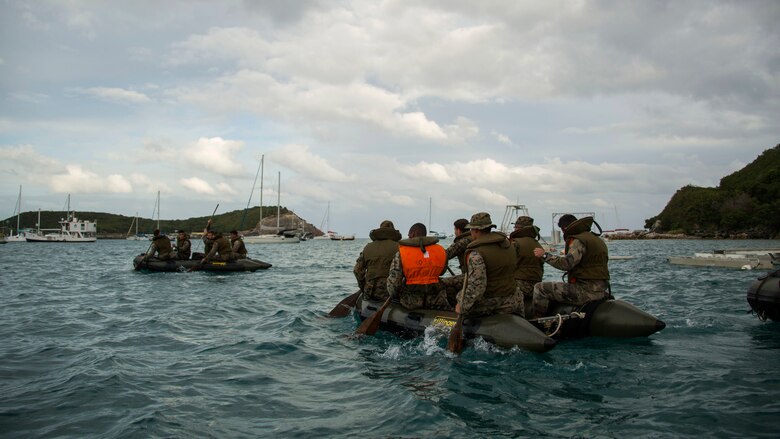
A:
132,254,271,272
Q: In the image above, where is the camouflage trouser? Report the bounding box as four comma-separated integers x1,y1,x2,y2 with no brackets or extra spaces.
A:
399,283,453,311
363,278,389,302
517,279,537,319
531,280,609,319
440,274,464,307
467,289,526,318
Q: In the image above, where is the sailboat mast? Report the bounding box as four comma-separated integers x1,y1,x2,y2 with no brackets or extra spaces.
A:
16,185,21,234
276,171,281,232
259,154,264,233
428,197,432,231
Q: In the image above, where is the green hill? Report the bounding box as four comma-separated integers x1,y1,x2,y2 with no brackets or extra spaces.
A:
645,143,780,238
1,206,320,238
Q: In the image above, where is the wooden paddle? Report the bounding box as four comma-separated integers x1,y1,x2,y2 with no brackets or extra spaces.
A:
328,290,361,318
447,261,469,354
355,297,391,336
447,313,464,354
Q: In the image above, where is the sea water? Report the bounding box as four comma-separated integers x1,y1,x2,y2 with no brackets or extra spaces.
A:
1,239,778,438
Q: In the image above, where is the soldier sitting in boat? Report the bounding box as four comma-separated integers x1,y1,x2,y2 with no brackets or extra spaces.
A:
145,229,173,261
509,216,544,317
353,220,402,301
201,229,235,263
455,212,525,317
230,230,248,259
387,222,451,310
202,219,214,254
531,214,611,319
174,230,191,260
441,218,473,305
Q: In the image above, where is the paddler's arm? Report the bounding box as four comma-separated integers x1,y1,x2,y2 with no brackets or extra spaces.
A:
534,239,584,271
456,251,486,314
386,252,403,299
353,252,367,291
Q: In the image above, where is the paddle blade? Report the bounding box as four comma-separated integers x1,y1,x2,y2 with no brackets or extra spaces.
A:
355,298,390,336
447,314,464,354
328,291,362,318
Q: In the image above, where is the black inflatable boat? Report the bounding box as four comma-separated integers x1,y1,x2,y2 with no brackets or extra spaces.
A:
133,254,272,272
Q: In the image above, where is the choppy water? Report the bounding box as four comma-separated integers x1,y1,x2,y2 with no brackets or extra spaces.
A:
1,238,779,438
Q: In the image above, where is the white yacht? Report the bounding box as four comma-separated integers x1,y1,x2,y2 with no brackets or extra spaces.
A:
26,195,97,243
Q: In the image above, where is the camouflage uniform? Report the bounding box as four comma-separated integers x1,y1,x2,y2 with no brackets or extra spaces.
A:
532,219,610,318
445,231,472,273
231,236,248,259
510,224,544,318
387,236,451,310
204,233,235,262
353,224,401,301
147,234,173,260
456,211,523,318
456,234,525,317
202,234,213,255
175,235,191,260
441,230,472,305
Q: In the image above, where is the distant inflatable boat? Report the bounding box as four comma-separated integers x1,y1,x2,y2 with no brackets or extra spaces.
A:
355,297,664,352
132,254,272,272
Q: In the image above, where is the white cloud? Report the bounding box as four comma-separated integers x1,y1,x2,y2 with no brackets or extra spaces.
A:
77,87,152,104
268,144,354,182
179,177,216,195
185,137,246,176
215,182,238,195
50,165,132,194
399,161,454,183
470,187,512,206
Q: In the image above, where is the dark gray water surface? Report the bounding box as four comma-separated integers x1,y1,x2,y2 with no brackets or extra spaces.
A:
1,239,778,438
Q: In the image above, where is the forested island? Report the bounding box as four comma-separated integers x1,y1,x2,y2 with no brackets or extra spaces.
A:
1,206,322,239
643,143,780,239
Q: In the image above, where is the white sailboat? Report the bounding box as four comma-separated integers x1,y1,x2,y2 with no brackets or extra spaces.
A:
26,194,97,243
5,185,32,242
244,161,299,244
125,213,148,240
312,202,336,240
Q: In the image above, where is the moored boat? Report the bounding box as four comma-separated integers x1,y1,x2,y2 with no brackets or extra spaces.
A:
132,254,272,272
356,297,556,353
668,248,779,270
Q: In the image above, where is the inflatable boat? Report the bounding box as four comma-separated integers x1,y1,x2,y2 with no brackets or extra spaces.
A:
747,267,780,321
355,296,664,351
534,299,666,340
132,254,272,272
356,297,557,353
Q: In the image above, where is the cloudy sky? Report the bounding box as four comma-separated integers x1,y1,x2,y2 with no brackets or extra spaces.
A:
1,0,778,237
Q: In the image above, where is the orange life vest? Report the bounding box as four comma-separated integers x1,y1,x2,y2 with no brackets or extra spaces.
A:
399,244,446,285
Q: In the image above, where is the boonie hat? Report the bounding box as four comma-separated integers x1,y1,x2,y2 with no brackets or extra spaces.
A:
514,216,534,227
466,212,496,230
